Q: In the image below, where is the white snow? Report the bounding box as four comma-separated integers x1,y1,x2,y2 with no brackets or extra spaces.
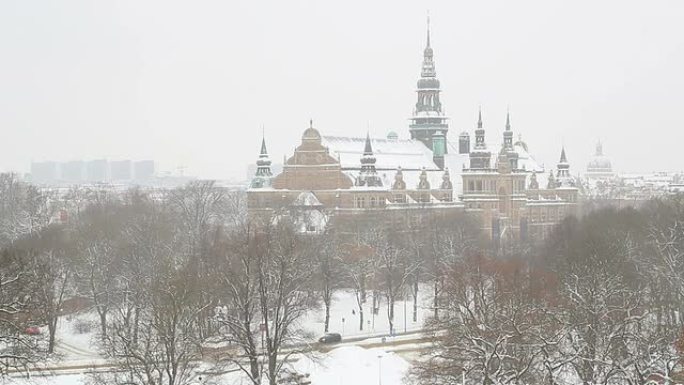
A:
292,346,409,385
299,287,432,340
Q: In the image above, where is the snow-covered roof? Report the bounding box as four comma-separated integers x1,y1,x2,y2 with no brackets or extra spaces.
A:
320,134,547,196
321,136,439,171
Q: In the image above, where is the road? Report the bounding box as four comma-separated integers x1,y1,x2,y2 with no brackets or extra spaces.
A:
6,329,434,379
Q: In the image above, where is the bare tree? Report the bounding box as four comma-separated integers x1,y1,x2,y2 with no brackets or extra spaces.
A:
367,226,414,335
257,221,317,385
168,180,226,338
211,222,263,384
0,248,46,376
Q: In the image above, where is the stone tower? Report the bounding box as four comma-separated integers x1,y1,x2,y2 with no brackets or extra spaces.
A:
408,17,449,164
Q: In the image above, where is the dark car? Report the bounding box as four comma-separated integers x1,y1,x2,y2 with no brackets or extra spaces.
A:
318,333,342,344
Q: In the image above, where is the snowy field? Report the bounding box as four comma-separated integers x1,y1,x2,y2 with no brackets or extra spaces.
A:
4,346,409,385
3,286,434,384
299,285,433,339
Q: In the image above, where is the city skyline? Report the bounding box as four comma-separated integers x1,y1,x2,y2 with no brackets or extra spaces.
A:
2,0,683,179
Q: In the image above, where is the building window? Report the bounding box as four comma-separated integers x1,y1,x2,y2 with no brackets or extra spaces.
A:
476,180,483,192
370,196,377,207
307,225,316,232
355,196,365,208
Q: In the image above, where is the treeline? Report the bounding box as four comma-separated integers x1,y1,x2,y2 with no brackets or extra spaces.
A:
0,175,481,385
2,171,683,385
412,197,684,385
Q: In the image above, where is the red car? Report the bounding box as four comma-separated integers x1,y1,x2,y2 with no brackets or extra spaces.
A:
24,326,41,335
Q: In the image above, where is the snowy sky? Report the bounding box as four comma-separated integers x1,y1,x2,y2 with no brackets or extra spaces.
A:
1,0,683,179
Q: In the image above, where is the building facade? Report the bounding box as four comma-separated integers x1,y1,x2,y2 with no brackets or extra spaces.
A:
247,21,578,242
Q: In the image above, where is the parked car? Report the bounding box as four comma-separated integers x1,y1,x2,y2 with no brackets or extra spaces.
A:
24,326,41,335
318,332,341,344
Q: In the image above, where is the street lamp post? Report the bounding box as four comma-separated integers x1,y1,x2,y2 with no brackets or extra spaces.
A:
342,317,345,336
377,354,383,385
403,295,407,333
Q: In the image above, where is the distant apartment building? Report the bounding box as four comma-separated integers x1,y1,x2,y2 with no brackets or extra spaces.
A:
61,161,85,183
133,160,155,181
110,160,132,181
30,161,58,183
86,159,108,182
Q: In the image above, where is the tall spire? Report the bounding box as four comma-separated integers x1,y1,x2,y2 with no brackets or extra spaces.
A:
260,132,268,156
470,107,491,169
421,14,436,78
503,110,514,150
477,106,483,129
251,131,273,188
409,15,448,152
426,12,431,48
556,146,573,186
364,132,373,155
474,107,486,150
357,133,382,187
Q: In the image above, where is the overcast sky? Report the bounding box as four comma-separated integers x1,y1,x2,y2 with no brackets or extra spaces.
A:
1,0,683,180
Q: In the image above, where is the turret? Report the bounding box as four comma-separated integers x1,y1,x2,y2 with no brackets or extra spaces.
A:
469,108,492,169
356,133,383,187
529,171,539,190
502,111,519,169
392,166,406,190
408,16,449,152
250,133,273,188
417,167,430,189
440,168,453,189
555,147,575,187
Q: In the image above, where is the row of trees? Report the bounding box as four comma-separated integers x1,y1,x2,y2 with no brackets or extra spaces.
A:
412,197,684,385
2,175,482,384
5,171,681,384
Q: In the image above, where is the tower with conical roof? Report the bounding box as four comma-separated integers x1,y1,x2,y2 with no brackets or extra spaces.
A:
250,133,273,188
469,108,491,169
408,16,449,164
356,133,383,187
555,147,575,187
502,111,519,169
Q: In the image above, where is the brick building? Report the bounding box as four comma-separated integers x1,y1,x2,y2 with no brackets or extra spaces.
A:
247,20,578,243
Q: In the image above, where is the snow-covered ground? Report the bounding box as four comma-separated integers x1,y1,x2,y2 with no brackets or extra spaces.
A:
5,346,410,385
4,286,434,384
300,285,433,339
293,346,410,385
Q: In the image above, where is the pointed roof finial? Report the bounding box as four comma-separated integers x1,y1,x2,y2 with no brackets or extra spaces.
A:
260,132,268,155
505,110,511,131
426,11,431,48
560,146,568,163
309,119,313,128
477,106,483,129
364,131,373,155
